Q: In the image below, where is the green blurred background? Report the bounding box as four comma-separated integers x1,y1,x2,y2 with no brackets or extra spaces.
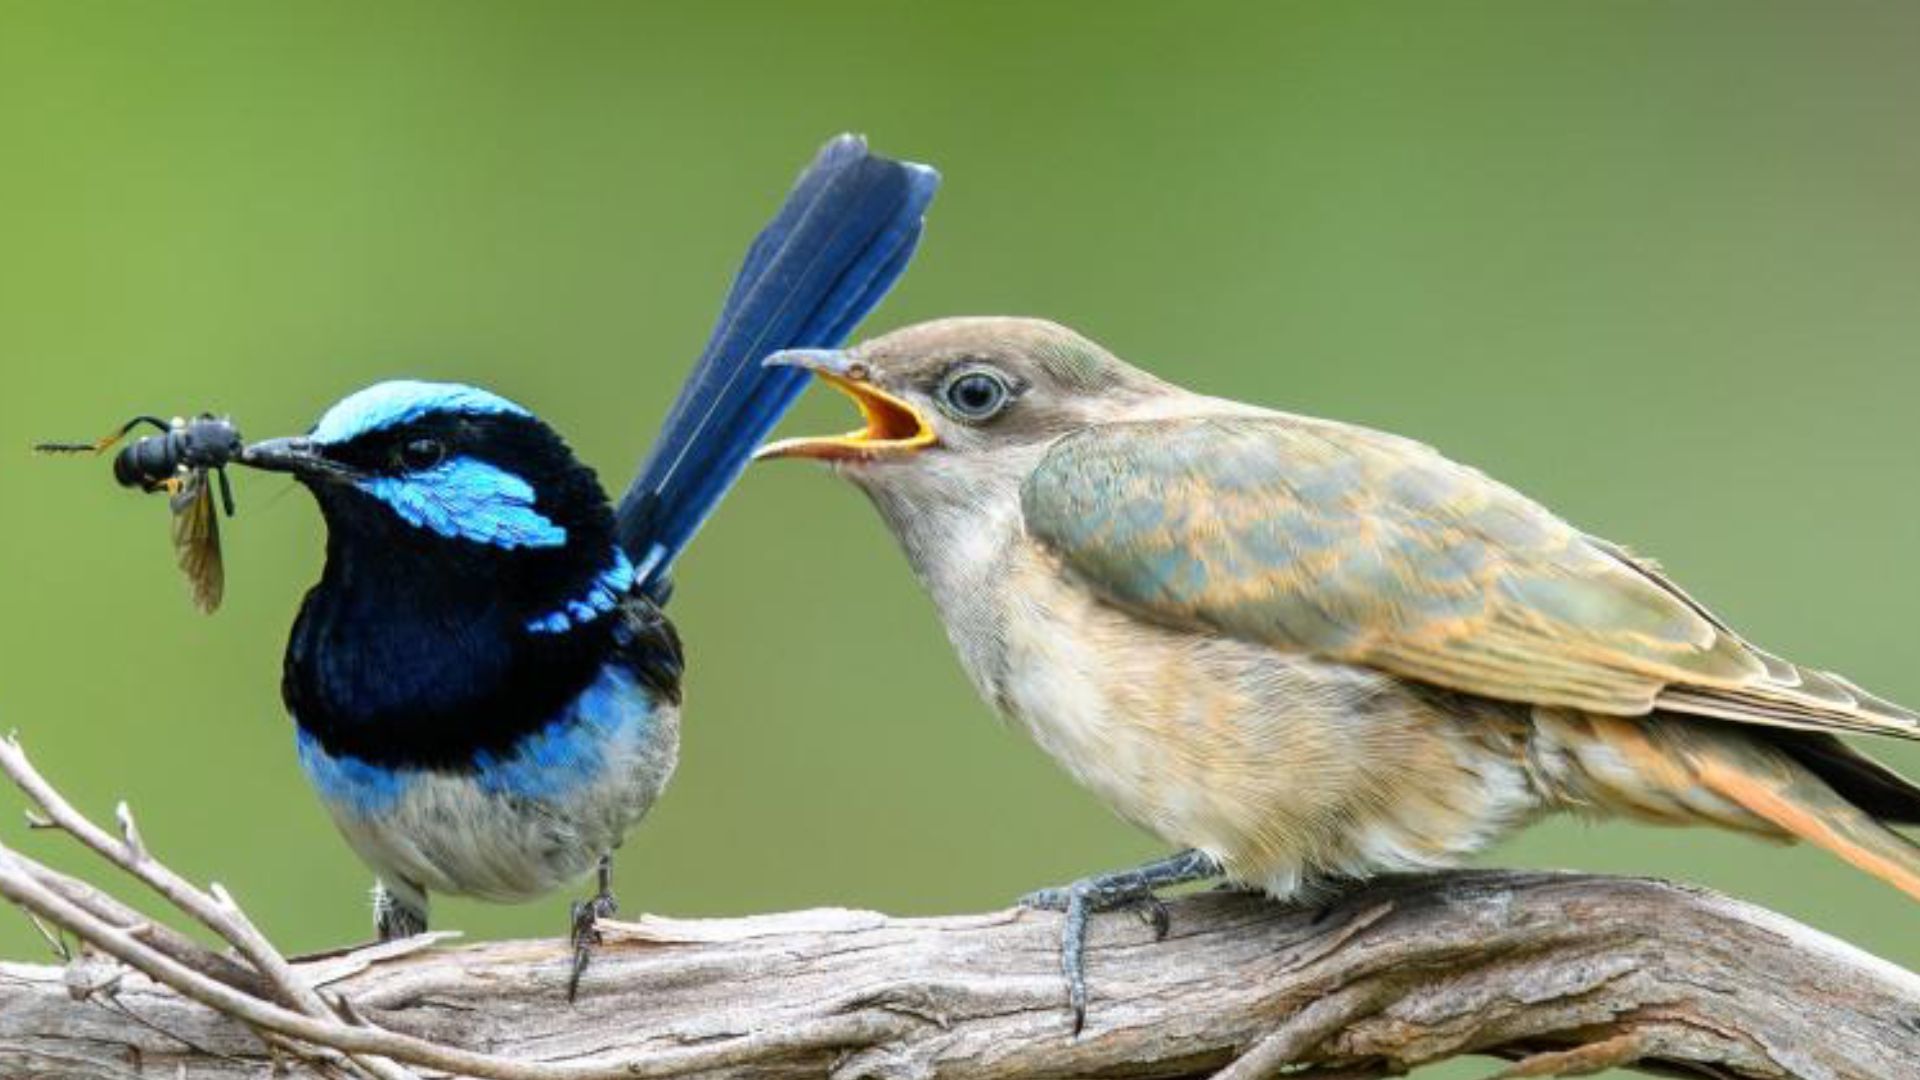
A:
2,4,1916,1076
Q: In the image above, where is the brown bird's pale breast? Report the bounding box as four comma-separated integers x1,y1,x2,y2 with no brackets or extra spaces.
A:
987,538,1547,895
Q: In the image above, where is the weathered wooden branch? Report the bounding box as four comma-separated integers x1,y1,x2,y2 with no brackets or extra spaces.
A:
1,734,1916,1080
8,872,1920,1079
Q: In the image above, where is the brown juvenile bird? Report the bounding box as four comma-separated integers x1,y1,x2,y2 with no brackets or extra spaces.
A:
756,317,1920,1029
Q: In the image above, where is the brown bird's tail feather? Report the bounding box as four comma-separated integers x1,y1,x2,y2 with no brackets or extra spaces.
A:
1688,738,1920,903
1766,730,1920,825
1543,712,1920,902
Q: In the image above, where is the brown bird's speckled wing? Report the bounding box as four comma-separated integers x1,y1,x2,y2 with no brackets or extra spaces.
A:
1022,416,1918,740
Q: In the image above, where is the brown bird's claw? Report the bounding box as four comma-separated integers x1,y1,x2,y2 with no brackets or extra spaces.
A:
1016,849,1221,1036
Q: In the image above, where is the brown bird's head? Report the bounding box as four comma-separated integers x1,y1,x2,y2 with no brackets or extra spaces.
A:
754,316,1169,473
753,316,1192,601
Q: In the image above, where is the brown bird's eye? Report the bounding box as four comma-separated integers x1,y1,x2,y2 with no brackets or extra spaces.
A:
940,369,1011,421
396,437,446,471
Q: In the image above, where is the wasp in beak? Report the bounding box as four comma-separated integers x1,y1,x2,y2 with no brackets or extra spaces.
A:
754,349,936,461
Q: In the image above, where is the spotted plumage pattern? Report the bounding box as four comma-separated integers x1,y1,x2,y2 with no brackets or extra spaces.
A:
1025,415,1919,738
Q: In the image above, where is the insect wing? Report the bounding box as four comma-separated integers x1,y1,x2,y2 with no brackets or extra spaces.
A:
168,469,225,613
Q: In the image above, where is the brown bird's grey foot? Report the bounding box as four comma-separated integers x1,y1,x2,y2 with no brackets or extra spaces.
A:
567,854,619,1001
1019,848,1221,1032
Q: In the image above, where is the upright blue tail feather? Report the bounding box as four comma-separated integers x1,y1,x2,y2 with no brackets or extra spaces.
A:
615,135,939,594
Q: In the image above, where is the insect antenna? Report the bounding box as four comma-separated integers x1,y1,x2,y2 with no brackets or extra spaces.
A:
33,415,172,455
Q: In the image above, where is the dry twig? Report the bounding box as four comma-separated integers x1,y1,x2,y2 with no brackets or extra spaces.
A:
0,733,417,1080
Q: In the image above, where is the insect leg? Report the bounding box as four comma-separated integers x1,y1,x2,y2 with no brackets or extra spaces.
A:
214,467,236,517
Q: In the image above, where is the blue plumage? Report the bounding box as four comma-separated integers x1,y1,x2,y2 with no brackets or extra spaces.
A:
312,380,531,445
357,454,569,549
616,135,941,589
295,729,407,815
297,662,661,812
469,665,659,802
237,136,936,966
527,549,636,635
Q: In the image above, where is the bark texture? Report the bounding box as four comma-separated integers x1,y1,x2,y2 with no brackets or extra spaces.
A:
3,870,1916,1080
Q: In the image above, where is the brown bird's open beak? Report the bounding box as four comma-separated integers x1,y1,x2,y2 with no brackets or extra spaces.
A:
753,349,936,461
